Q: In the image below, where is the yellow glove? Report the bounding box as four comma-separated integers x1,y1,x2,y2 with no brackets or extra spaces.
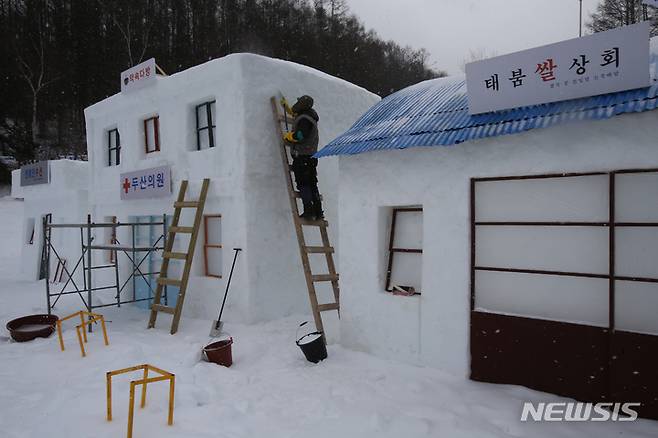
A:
280,97,293,115
283,132,297,143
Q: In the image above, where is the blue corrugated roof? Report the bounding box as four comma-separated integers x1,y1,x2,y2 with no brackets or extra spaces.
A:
317,43,658,158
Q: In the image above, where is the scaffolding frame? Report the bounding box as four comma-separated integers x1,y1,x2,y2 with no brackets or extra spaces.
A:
44,214,168,323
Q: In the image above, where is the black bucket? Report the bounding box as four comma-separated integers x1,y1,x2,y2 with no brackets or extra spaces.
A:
296,322,327,363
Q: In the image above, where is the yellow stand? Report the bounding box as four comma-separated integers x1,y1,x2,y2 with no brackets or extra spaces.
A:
56,310,109,357
106,364,175,438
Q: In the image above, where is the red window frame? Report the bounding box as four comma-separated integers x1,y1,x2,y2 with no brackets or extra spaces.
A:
144,116,160,153
203,214,222,278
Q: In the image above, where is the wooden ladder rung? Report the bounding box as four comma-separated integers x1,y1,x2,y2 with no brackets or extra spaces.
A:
157,277,182,287
163,251,188,260
174,201,199,208
169,226,194,234
312,274,339,282
299,218,328,227
305,246,334,254
151,304,176,315
317,303,339,312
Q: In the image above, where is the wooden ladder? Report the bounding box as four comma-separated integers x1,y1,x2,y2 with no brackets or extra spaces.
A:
270,96,340,337
148,178,210,334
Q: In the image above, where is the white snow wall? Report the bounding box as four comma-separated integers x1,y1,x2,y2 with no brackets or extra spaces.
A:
84,53,379,324
11,160,89,282
336,109,658,377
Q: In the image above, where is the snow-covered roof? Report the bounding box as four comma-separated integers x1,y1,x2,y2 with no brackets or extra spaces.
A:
317,37,658,158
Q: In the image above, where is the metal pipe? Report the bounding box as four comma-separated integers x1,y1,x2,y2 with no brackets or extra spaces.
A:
87,214,93,332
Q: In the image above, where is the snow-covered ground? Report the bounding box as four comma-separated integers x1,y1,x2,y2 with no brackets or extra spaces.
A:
0,195,656,438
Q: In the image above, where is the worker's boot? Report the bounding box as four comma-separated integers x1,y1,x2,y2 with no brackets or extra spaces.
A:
299,186,316,220
312,188,324,219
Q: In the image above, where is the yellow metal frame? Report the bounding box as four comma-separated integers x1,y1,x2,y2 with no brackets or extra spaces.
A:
106,364,175,438
56,310,109,357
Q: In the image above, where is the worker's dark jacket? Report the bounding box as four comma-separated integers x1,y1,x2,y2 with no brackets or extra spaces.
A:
290,108,320,185
290,108,319,157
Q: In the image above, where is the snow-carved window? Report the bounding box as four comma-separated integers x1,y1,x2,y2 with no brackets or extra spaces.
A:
203,214,222,278
196,100,216,150
144,116,160,154
385,207,422,295
107,128,120,166
26,217,35,245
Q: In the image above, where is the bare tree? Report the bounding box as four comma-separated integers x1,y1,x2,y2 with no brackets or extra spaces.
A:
588,0,657,36
14,21,58,144
460,48,499,73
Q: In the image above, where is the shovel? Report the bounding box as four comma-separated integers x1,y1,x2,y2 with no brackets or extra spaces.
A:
209,248,242,337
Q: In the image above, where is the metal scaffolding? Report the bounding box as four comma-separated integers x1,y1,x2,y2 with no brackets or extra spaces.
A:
43,214,168,318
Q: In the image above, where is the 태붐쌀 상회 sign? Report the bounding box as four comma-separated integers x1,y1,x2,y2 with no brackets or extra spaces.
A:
121,58,157,93
20,161,49,186
465,22,651,115
120,166,171,200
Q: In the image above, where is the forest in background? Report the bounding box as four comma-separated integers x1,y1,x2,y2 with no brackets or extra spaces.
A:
0,0,442,171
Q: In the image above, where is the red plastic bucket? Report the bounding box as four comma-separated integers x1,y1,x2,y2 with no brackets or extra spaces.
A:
203,337,233,367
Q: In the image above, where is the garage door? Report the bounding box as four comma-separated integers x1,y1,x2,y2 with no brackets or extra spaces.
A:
470,169,658,420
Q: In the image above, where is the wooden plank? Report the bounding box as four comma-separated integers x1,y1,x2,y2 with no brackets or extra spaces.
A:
151,304,175,315
299,218,329,227
157,278,182,287
304,246,335,254
317,303,339,312
169,226,194,234
163,251,188,260
174,201,199,208
312,274,339,282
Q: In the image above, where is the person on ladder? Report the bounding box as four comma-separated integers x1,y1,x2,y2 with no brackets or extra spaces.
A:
281,95,323,220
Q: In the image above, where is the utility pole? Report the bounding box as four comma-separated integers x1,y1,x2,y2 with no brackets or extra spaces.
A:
579,0,583,37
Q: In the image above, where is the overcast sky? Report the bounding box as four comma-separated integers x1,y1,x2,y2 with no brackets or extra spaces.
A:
346,0,601,75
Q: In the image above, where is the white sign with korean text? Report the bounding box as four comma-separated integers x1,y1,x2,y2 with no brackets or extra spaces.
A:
121,58,157,93
120,165,171,200
466,22,650,114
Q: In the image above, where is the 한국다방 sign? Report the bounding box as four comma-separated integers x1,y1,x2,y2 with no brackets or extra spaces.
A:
20,161,49,186
120,165,171,200
121,58,157,93
466,22,650,114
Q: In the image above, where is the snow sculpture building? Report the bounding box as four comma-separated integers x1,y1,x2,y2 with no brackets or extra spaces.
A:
318,37,658,419
11,160,89,282
14,53,379,325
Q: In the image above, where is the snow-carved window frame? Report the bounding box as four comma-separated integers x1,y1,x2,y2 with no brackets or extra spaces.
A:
144,116,160,154
384,206,423,296
195,100,216,150
203,214,222,278
107,128,121,166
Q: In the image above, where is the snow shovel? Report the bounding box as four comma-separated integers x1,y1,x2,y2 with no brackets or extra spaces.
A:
209,248,242,337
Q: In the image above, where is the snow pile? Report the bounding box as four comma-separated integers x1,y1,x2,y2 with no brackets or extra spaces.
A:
1,196,656,437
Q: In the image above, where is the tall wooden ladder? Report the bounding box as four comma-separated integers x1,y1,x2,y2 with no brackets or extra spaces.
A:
148,178,210,334
270,96,340,337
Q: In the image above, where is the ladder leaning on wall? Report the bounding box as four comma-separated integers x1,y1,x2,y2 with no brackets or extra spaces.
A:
270,96,340,339
148,178,210,334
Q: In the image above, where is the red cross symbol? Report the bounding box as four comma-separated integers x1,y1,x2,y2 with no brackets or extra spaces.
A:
122,178,131,193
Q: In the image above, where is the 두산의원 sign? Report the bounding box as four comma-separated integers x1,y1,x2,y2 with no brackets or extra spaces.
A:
120,166,171,200
20,161,49,186
121,58,157,93
466,22,650,114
